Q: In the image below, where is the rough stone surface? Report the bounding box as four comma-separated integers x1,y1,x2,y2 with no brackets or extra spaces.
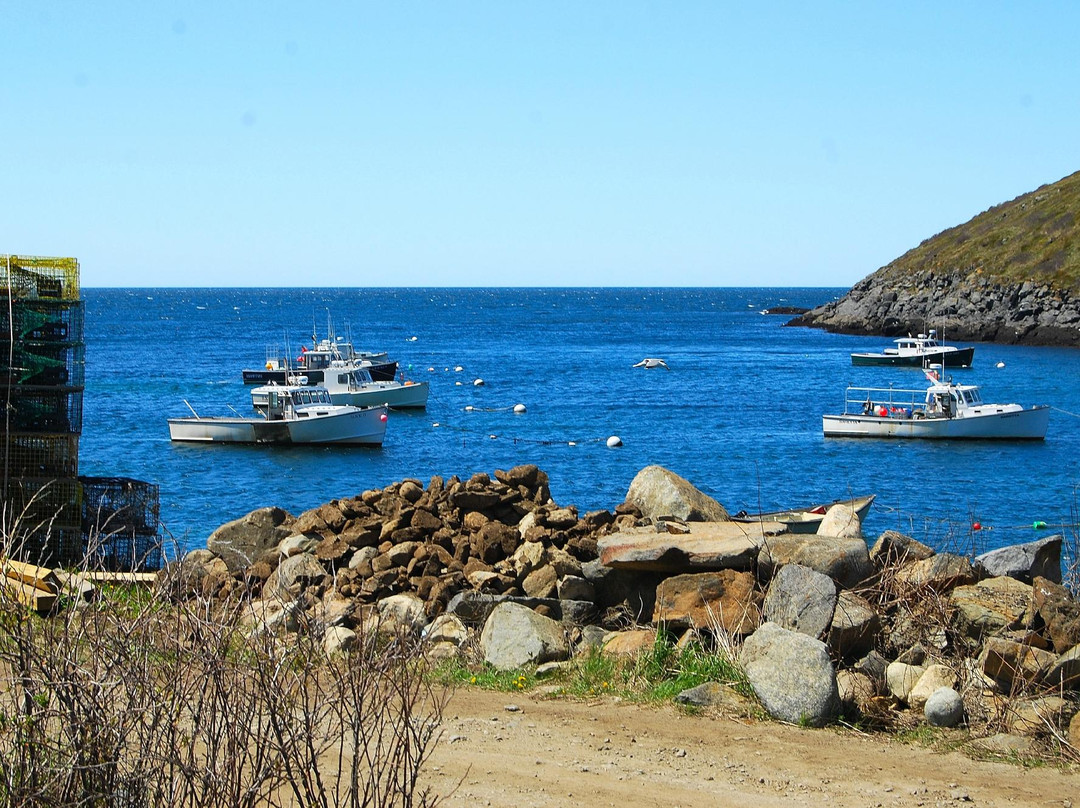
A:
949,576,1033,643
924,687,964,728
1045,644,1080,690
653,570,762,634
207,506,295,572
597,522,775,572
976,535,1062,584
1003,696,1071,736
480,602,570,670
757,535,873,589
816,503,863,539
262,552,327,601
868,530,935,566
885,662,926,704
908,664,958,712
1030,576,1080,654
893,553,976,592
740,622,840,727
323,625,356,656
624,465,731,522
762,564,837,640
376,593,429,635
674,682,756,715
423,614,469,646
836,670,877,715
981,636,1059,686
601,629,657,657
827,590,880,659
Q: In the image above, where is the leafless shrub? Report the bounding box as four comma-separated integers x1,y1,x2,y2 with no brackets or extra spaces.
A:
0,525,448,808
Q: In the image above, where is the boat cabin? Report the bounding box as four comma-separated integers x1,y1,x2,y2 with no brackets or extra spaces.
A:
264,386,334,420
884,332,941,356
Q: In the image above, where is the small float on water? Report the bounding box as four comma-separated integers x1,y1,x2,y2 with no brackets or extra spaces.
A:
168,384,388,445
822,366,1049,440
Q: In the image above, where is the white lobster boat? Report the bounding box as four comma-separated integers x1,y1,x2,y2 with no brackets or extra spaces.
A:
823,367,1049,440
251,364,429,411
169,385,389,445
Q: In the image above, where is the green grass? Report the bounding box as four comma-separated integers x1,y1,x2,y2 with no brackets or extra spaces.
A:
434,631,753,706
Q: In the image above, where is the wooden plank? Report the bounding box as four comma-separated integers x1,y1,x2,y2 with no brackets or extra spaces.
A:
0,576,57,612
83,571,158,585
2,559,58,594
51,569,96,601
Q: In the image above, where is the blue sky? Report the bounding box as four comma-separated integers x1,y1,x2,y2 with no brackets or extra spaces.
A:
2,2,1078,288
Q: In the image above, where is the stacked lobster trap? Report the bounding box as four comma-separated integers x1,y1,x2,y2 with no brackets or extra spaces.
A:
1,255,162,570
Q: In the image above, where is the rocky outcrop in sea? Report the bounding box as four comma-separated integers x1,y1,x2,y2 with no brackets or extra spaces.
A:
787,270,1080,347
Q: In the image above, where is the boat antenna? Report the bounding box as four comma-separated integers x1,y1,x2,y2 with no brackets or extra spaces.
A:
183,399,200,419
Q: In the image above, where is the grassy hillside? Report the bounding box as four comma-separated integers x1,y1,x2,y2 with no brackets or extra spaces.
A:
877,170,1080,290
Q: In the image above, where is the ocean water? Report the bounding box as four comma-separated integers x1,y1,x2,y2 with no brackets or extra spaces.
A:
78,288,1080,557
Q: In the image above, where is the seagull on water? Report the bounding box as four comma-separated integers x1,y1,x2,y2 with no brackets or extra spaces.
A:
633,358,670,370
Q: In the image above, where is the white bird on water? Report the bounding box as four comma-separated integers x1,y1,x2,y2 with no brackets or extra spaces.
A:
633,358,670,370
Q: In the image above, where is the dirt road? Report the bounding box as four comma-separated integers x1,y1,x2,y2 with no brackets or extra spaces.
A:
422,688,1075,808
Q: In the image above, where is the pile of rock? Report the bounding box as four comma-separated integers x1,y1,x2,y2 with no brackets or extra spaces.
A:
163,463,1080,750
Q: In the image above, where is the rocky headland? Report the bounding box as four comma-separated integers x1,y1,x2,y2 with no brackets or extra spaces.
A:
788,169,1080,347
166,463,1080,758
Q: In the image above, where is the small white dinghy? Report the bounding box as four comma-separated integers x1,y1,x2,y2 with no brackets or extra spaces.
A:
169,384,389,445
822,366,1049,440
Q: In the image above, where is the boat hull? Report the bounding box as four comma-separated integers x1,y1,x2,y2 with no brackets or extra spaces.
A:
242,360,398,385
850,347,974,367
168,406,388,445
731,495,875,533
822,406,1049,440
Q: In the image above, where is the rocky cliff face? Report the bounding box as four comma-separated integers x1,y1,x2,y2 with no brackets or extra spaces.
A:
788,170,1080,347
787,269,1080,346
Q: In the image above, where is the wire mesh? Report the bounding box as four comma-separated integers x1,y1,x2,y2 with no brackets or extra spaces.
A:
4,525,84,568
1,476,82,529
79,476,160,536
0,432,80,477
0,299,84,343
0,255,80,301
0,387,84,433
0,341,86,386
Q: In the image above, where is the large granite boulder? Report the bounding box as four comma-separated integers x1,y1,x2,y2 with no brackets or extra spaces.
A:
262,552,327,601
653,570,761,634
868,530,935,567
816,503,863,539
828,590,880,659
893,553,976,592
976,535,1062,584
762,563,837,640
757,534,873,589
740,622,840,727
480,602,570,670
949,576,1033,643
597,522,777,572
624,465,730,522
207,506,295,572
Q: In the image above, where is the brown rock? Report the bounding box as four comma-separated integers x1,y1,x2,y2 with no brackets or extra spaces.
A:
601,628,657,657
294,501,347,535
893,552,976,593
757,534,873,588
314,535,351,564
598,522,777,572
410,508,444,534
1031,576,1080,653
463,511,490,532
950,576,1033,643
653,570,761,634
868,530,935,567
522,564,558,599
980,637,1057,687
828,590,880,659
625,465,730,522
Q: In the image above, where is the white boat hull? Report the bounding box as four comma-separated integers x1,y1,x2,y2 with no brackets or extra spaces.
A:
169,405,388,445
823,406,1049,440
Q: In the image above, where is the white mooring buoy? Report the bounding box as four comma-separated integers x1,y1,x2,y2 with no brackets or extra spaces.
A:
513,403,527,414
606,435,623,448
473,378,485,386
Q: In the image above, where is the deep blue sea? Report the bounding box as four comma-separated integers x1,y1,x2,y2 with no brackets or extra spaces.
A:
78,288,1080,558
